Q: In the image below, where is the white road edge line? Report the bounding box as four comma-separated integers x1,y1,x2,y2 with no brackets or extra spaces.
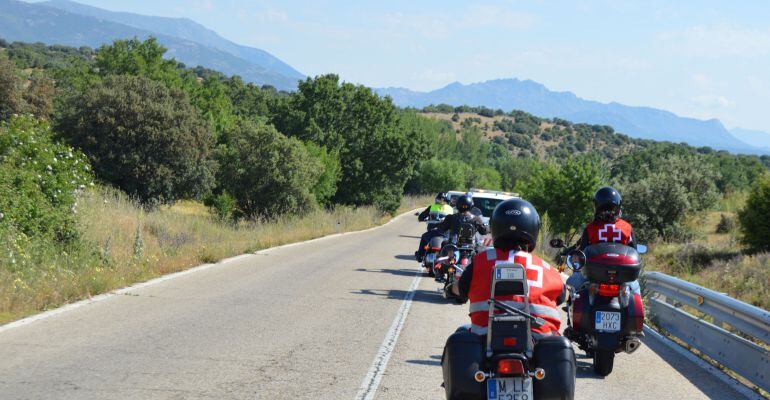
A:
643,325,763,400
355,268,423,400
0,209,421,334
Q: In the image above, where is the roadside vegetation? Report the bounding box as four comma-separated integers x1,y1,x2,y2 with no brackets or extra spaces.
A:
0,37,768,322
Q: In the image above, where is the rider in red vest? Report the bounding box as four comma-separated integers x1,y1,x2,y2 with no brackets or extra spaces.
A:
455,198,566,338
577,186,635,250
567,186,640,295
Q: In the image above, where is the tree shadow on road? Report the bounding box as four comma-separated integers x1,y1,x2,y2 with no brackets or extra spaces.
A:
355,268,422,277
406,355,442,367
351,288,454,305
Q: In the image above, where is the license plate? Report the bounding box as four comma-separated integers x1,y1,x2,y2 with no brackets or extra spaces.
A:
487,377,533,400
595,311,621,332
495,267,524,280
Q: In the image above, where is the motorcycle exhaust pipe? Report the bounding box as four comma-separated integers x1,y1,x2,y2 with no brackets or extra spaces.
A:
624,338,641,354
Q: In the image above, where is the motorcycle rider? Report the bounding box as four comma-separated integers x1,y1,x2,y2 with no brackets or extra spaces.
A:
417,192,454,223
454,198,566,337
566,186,640,301
415,194,483,262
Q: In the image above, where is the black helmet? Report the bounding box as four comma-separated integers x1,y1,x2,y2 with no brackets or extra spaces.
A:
456,195,474,212
435,192,447,203
490,199,540,252
594,186,622,222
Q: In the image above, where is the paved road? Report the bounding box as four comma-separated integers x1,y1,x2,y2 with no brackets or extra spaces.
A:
0,213,751,399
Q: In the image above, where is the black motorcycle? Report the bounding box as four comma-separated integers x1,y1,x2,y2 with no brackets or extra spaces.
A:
442,262,576,400
551,239,647,376
435,243,472,303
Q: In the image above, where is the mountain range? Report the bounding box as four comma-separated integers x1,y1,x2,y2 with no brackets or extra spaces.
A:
377,79,770,155
0,0,303,90
1,0,768,154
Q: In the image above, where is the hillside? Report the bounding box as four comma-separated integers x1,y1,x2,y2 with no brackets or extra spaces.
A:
0,0,302,89
730,127,770,151
39,0,303,81
421,106,651,160
378,79,768,155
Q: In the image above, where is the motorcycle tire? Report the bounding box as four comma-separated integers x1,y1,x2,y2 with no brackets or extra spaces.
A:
454,295,467,304
426,264,435,277
593,349,614,376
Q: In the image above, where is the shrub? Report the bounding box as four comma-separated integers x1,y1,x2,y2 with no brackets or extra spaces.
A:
622,172,692,242
0,55,23,121
715,214,736,234
204,191,237,222
0,115,92,242
215,119,322,218
738,174,770,253
55,75,215,205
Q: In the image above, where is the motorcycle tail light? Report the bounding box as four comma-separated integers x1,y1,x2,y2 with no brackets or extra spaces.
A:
496,359,525,377
431,246,441,251
598,284,620,297
503,337,518,347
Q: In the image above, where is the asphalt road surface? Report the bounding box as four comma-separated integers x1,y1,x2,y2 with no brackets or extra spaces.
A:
0,213,752,399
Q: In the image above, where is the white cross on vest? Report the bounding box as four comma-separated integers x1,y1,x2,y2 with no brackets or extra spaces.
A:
598,223,621,242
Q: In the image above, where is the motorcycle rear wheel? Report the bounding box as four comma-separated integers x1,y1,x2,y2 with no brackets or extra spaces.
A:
593,349,614,376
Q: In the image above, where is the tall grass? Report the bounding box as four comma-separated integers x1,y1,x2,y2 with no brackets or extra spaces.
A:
0,188,431,324
645,192,770,310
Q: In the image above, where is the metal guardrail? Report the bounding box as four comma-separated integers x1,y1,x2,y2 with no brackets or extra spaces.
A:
644,271,770,393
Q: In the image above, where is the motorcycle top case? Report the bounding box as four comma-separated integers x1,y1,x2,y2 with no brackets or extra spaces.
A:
583,243,642,283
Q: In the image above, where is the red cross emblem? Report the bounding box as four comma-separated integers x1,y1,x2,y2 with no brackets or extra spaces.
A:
598,223,621,242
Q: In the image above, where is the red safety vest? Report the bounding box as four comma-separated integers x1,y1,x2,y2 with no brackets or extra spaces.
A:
467,248,564,336
586,219,632,245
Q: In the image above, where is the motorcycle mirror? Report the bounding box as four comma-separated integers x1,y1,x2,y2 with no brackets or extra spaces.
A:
549,238,564,248
414,212,419,216
566,250,586,271
637,244,648,254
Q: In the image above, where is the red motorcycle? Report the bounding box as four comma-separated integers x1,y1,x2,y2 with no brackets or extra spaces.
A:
552,239,646,376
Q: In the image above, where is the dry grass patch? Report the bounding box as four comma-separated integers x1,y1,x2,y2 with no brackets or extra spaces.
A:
0,188,431,324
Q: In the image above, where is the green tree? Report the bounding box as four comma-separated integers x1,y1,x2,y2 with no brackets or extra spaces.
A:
516,156,605,241
304,142,341,207
408,158,470,194
55,75,215,205
215,119,321,218
467,166,502,190
95,38,184,88
273,75,421,213
738,174,770,253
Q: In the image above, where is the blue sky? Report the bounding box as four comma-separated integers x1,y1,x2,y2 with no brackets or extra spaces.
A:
33,0,770,132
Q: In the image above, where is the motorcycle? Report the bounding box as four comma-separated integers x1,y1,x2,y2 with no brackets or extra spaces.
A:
435,243,471,303
422,235,446,277
442,262,576,400
551,238,647,376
